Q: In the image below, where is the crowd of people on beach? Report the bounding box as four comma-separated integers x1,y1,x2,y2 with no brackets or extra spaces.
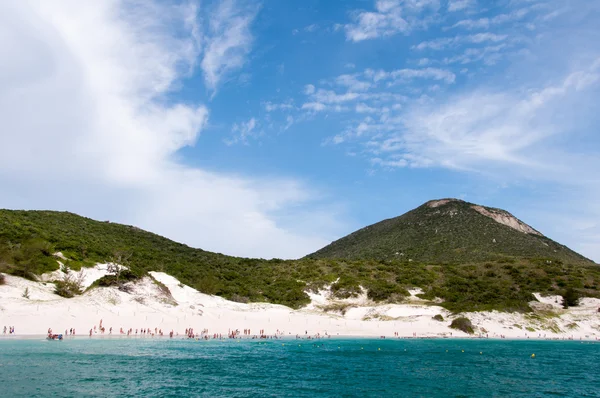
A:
38,319,333,341
3,317,599,341
36,322,600,341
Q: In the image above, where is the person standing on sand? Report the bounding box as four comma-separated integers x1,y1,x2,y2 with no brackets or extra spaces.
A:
89,329,92,337
3,326,6,334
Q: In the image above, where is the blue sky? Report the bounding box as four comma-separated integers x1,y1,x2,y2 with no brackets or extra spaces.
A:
0,0,599,261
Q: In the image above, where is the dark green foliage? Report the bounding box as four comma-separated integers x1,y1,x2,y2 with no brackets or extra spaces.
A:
562,287,580,308
308,199,593,264
331,275,362,299
450,317,474,334
432,314,444,321
0,209,599,311
54,278,82,298
93,269,142,289
365,279,408,302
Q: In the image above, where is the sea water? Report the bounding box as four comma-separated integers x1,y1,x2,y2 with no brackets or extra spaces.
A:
0,338,598,397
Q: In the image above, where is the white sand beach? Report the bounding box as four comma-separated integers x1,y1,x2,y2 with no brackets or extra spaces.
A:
1,265,600,340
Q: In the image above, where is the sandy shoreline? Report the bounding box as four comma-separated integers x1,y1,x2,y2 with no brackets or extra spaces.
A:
2,335,599,342
2,266,600,341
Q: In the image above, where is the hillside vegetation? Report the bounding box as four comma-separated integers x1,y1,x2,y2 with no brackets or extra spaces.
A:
308,199,593,264
1,208,599,312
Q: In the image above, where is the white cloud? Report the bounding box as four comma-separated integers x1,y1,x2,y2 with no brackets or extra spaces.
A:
283,115,294,130
468,33,507,44
304,84,316,95
443,44,508,65
413,33,507,50
304,23,319,32
0,0,341,259
448,5,534,30
447,0,476,12
301,102,327,112
344,0,440,42
356,103,379,113
365,62,600,171
313,89,361,104
335,74,373,91
201,0,259,92
264,101,295,112
363,67,455,84
389,67,456,83
450,18,490,30
226,117,259,145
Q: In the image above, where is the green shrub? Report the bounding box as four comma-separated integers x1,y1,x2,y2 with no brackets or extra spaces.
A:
54,279,82,298
263,279,310,309
319,302,355,315
562,287,580,308
331,276,362,299
94,269,141,288
450,317,474,334
432,314,444,322
366,280,409,302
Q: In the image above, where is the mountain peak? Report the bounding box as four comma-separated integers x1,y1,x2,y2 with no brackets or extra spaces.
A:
422,198,542,237
308,199,591,263
424,198,464,208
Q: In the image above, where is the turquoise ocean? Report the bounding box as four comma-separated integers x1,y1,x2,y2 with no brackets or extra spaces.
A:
0,338,598,397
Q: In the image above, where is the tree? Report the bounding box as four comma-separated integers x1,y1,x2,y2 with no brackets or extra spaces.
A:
108,251,132,283
54,270,85,298
562,287,580,309
450,317,474,334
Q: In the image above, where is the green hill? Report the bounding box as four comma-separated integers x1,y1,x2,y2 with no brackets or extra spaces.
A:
0,209,313,306
1,206,599,312
308,199,593,264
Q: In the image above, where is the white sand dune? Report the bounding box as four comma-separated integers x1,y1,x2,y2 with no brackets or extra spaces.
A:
1,267,599,340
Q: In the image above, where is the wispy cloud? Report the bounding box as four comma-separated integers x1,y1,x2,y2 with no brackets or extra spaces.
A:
343,0,440,42
292,66,453,116
413,33,508,51
201,0,260,92
225,117,260,145
301,102,327,112
335,74,374,91
442,44,508,65
447,0,476,12
363,60,600,170
366,67,456,84
304,23,319,32
264,100,295,112
449,7,531,30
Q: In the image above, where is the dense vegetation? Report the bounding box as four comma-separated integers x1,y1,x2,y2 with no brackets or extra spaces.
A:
308,199,593,264
450,317,474,334
561,287,580,309
1,209,599,312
